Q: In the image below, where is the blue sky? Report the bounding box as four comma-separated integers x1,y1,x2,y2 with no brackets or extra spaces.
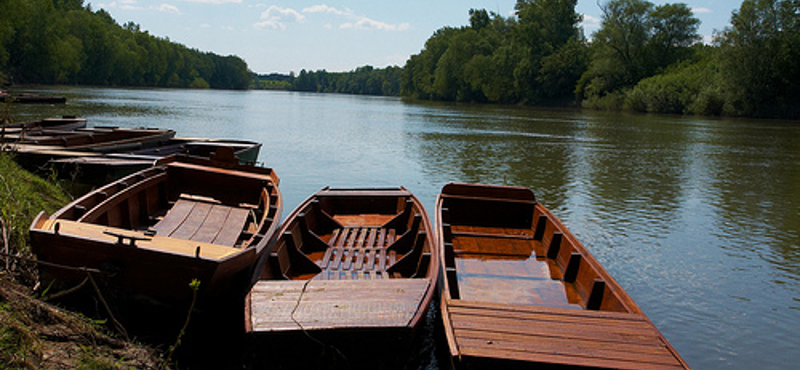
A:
93,0,742,74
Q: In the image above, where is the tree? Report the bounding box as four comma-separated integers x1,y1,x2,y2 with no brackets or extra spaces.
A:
578,0,701,108
716,0,800,117
648,3,701,69
514,0,585,102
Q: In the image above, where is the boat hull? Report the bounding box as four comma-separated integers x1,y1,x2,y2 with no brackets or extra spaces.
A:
436,183,690,370
29,158,282,306
245,187,439,362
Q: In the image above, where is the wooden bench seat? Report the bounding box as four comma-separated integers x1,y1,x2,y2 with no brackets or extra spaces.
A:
446,299,686,370
39,219,240,260
248,279,430,332
152,196,250,247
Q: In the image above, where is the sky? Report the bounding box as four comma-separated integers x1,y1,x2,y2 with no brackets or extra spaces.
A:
93,0,743,74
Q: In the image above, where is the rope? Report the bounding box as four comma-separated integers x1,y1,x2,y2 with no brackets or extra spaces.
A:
289,279,350,368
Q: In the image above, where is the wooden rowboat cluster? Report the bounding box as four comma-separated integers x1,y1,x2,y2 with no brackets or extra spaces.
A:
2,118,262,184
26,127,690,369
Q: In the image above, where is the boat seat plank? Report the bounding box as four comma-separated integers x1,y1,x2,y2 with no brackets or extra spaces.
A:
152,198,250,247
452,235,535,258
446,299,684,370
248,279,430,332
212,207,251,246
40,219,239,260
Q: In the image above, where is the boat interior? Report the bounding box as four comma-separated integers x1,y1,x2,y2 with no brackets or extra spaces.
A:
439,185,629,313
46,162,279,250
262,189,432,281
12,127,171,147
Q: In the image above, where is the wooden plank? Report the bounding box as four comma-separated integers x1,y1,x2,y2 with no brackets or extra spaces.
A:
455,332,679,364
190,204,232,243
449,311,660,340
151,198,195,236
169,201,213,240
41,219,239,260
458,345,684,370
248,279,429,332
212,207,250,246
447,299,647,322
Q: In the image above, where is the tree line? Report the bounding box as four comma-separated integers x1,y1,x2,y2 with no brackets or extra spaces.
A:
0,0,251,89
402,0,799,118
254,66,402,96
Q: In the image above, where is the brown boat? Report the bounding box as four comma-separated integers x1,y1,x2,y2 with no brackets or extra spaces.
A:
6,126,175,151
5,126,176,171
1,116,87,133
245,187,439,364
29,153,282,305
436,183,691,370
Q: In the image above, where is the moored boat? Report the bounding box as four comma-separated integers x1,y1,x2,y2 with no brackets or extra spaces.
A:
436,183,691,370
46,137,262,185
4,126,176,171
1,116,87,133
29,153,282,305
245,187,439,366
1,93,67,104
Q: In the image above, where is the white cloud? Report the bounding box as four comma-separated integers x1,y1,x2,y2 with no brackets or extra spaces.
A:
303,4,351,16
301,5,409,32
254,6,305,30
99,1,181,13
341,18,410,31
177,0,241,3
581,14,601,28
692,7,712,14
156,4,181,14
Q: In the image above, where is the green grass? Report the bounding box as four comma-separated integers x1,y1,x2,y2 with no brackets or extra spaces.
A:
0,153,70,258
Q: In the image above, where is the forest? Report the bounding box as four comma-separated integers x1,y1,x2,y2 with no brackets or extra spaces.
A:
0,0,251,89
254,66,402,96
2,0,798,118
402,0,800,118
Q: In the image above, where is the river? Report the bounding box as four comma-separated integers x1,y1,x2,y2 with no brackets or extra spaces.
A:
7,86,800,370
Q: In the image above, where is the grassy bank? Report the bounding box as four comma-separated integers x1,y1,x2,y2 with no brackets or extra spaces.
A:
0,153,166,369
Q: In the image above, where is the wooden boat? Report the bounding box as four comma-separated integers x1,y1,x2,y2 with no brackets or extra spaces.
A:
4,127,176,171
5,126,175,151
29,153,282,305
46,137,262,185
1,116,87,133
1,93,66,104
245,187,439,354
436,183,691,370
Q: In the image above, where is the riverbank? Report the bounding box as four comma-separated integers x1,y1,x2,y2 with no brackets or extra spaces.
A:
0,153,166,369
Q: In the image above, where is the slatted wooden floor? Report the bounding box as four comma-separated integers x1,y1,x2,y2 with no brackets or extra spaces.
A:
446,299,687,370
248,279,430,332
152,197,250,246
316,227,399,280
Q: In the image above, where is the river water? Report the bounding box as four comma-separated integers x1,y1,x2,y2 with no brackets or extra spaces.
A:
7,86,800,369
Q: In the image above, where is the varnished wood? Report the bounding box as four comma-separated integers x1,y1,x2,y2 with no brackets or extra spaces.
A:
245,187,439,346
29,155,282,305
436,182,691,369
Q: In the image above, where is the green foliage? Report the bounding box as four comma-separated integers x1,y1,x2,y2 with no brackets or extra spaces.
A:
254,66,403,96
0,0,251,89
403,1,587,104
715,0,800,118
579,0,701,109
624,49,718,114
